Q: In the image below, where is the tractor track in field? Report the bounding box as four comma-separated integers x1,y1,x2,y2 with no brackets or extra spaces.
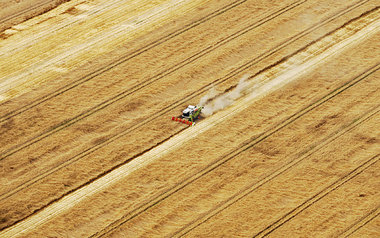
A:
339,205,380,237
0,0,370,125
0,0,140,55
172,106,379,238
0,0,307,159
0,0,204,98
254,154,380,237
0,0,67,26
0,126,189,232
0,0,309,156
92,66,379,237
0,2,373,204
1,9,378,233
0,0,250,118
0,0,370,163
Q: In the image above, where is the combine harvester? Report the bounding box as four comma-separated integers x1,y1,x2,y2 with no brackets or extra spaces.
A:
172,105,204,126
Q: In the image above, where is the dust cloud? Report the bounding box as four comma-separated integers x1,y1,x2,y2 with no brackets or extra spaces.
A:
200,74,250,116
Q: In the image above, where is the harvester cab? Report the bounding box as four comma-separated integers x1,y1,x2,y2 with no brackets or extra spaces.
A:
172,105,204,126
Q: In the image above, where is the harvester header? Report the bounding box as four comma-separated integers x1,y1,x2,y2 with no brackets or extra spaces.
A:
172,105,204,126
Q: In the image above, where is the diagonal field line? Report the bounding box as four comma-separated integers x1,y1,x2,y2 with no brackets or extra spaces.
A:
93,63,379,237
0,0,195,95
255,154,380,237
0,0,307,159
0,1,311,202
0,0,53,24
174,13,380,236
1,8,379,238
339,205,380,237
0,0,329,202
175,107,379,237
0,0,250,117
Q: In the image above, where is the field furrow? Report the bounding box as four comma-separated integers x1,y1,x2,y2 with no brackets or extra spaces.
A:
0,0,378,236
